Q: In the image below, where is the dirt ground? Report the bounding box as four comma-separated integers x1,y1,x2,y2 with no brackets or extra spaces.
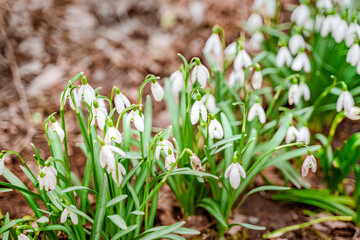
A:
1,0,360,239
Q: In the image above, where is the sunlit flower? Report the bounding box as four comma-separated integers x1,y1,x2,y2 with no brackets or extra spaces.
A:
61,205,79,225
228,70,245,87
201,94,216,113
99,145,126,173
18,234,30,240
191,96,207,125
346,44,360,66
49,117,64,142
191,63,210,88
320,15,338,37
336,90,354,113
165,152,177,170
78,77,96,105
204,33,223,58
208,116,224,139
155,139,174,159
252,0,276,18
248,102,266,124
247,13,263,32
126,109,144,132
288,84,301,105
151,81,164,102
170,70,184,95
299,82,310,101
224,42,237,58
252,70,263,90
286,125,298,144
345,22,360,47
225,162,246,189
316,0,333,10
276,46,292,68
91,101,107,131
344,106,360,120
111,163,127,185
301,154,317,177
249,32,264,51
332,19,348,43
105,126,122,145
234,49,252,71
97,98,108,115
315,15,325,32
291,52,311,73
38,165,57,191
114,90,131,115
190,154,205,171
291,4,310,27
289,34,305,55
297,126,310,144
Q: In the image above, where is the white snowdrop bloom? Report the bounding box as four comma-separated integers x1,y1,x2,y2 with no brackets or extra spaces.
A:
61,205,79,225
191,97,207,125
291,52,311,73
91,102,107,131
303,19,314,37
111,163,127,185
99,145,126,174
201,94,216,113
345,106,360,120
0,154,4,175
247,13,263,32
252,0,276,18
252,70,263,90
345,23,360,47
315,15,325,32
105,126,122,145
97,98,108,115
151,81,164,101
288,84,301,105
297,126,310,144
289,34,305,55
49,117,64,142
208,116,224,139
190,154,205,171
320,15,336,37
336,90,354,113
334,0,351,8
114,90,131,115
191,63,210,88
126,109,144,132
224,42,237,58
276,46,292,68
170,70,184,95
291,4,310,27
346,44,360,66
204,33,223,57
249,32,264,51
38,165,57,191
248,102,266,124
165,153,177,170
18,234,30,240
155,139,174,159
225,162,246,189
229,70,245,87
332,19,348,43
60,88,80,110
234,49,252,71
316,0,333,10
78,78,96,105
299,82,311,101
301,154,317,177
286,126,299,144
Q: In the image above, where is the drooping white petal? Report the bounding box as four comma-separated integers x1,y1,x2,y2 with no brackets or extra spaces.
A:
346,44,360,66
301,155,317,177
191,64,209,87
332,19,348,43
151,81,164,101
286,126,298,144
288,84,301,105
344,106,360,120
224,164,233,178
224,42,237,58
190,101,200,125
108,145,126,157
291,4,310,27
297,126,310,144
170,70,184,95
229,166,241,189
52,121,65,142
316,0,333,10
247,13,263,32
289,34,305,55
105,127,122,145
337,91,354,112
127,110,144,132
276,46,292,68
61,208,69,223
79,84,96,105
204,33,223,57
165,154,177,170
234,49,252,71
299,83,310,101
248,103,266,123
229,70,245,87
199,101,208,122
252,71,263,90
292,52,310,73
18,234,31,240
114,94,125,114
209,119,223,139
201,94,216,113
249,32,264,51
69,206,79,224
112,163,126,185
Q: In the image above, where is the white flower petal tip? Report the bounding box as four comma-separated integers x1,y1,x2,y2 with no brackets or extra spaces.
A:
225,162,246,189
165,154,177,170
276,47,292,68
252,71,263,90
100,145,126,174
190,154,205,171
208,118,224,139
50,119,65,142
252,0,276,18
248,103,266,124
247,13,263,32
105,127,122,145
151,81,164,101
114,91,131,115
288,84,301,105
297,126,311,145
170,70,184,95
18,234,31,240
291,4,310,27
190,100,207,125
126,109,144,132
91,104,108,131
78,83,96,105
204,33,223,58
234,49,252,71
286,126,299,144
112,163,127,185
336,91,354,113
201,94,216,113
289,34,305,55
228,70,245,87
299,83,310,101
346,44,360,66
191,64,210,87
301,155,317,177
61,205,79,225
291,52,310,73
38,166,58,192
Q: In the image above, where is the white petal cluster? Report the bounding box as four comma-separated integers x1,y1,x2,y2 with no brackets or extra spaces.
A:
190,154,205,171
336,90,354,113
228,70,245,87
111,163,127,185
344,106,360,120
225,162,246,189
285,126,298,144
288,84,301,105
114,92,131,114
301,154,317,177
155,139,174,159
248,103,266,124
61,205,79,224
91,103,107,131
289,34,305,55
234,49,252,71
249,32,264,51
204,33,223,58
332,18,348,43
191,64,210,88
291,52,311,73
50,119,65,142
252,0,276,18
99,145,126,174
126,109,144,132
105,127,122,145
299,82,310,101
345,23,360,47
98,98,108,115
170,70,184,96
224,42,237,59
252,70,263,90
191,100,207,125
38,165,57,191
276,46,292,68
346,44,360,66
316,0,333,11
60,88,80,110
297,126,310,144
78,83,96,105
201,94,216,113
165,153,177,170
151,81,164,101
291,4,310,27
247,13,263,32
208,118,224,139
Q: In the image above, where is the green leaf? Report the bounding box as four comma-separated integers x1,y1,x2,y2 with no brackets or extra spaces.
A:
197,198,228,228
62,186,98,195
138,221,185,240
90,173,108,239
3,213,10,240
229,223,266,231
0,181,41,199
106,195,128,208
108,215,127,230
111,224,138,240
160,234,186,240
0,188,12,193
40,224,76,239
131,210,145,215
37,216,49,224
0,219,24,235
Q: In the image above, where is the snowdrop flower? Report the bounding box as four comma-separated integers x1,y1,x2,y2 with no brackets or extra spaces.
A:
97,98,108,115
320,15,338,37
204,33,223,58
286,125,298,144
297,126,310,144
38,165,57,191
155,138,174,159
60,88,80,110
105,121,122,145
224,42,237,59
315,15,325,32
234,49,252,71
276,46,292,68
191,94,207,125
190,154,205,171
247,13,263,32
346,44,360,66
289,34,305,55
208,114,223,139
291,4,310,27
288,83,301,105
61,205,79,224
114,88,131,115
165,150,177,170
99,144,126,173
345,23,360,47
252,68,263,90
249,32,264,51
91,101,107,131
49,117,64,142
225,162,246,189
344,106,360,120
229,70,245,87
78,76,96,105
248,102,266,124
333,0,351,8
0,153,4,175
336,90,354,113
170,70,184,95
201,93,216,113
316,0,333,11
191,60,210,88
126,109,144,132
111,163,126,185
18,234,30,240
252,0,276,18
301,153,317,177
332,18,348,43
299,82,310,101
151,80,164,101
292,52,311,73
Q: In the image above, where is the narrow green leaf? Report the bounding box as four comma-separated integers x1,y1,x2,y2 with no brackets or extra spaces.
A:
138,221,185,240
62,186,98,195
0,219,24,235
108,215,127,230
131,210,145,215
111,224,138,240
197,198,228,228
40,224,76,239
90,173,108,239
229,223,266,230
0,188,12,193
107,195,128,208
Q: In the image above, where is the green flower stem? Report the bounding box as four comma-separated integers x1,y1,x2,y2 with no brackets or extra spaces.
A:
326,112,345,147
115,104,142,130
263,216,353,239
